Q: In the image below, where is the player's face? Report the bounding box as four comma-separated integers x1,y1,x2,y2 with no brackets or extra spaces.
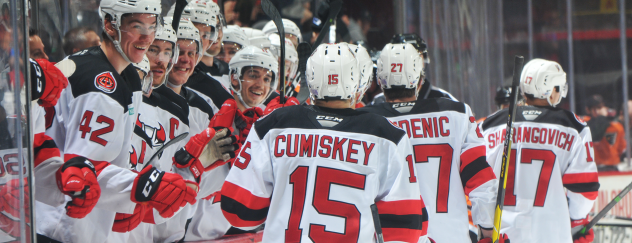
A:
208,20,223,56
285,33,299,48
29,35,48,60
146,40,173,86
118,13,158,63
217,42,242,63
233,66,273,107
193,23,214,54
169,40,199,86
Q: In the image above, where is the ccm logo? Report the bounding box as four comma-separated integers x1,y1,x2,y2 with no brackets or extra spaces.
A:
142,170,161,197
316,115,343,122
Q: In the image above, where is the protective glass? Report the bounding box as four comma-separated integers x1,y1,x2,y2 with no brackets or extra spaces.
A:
199,24,219,44
146,43,178,65
285,33,299,48
240,66,275,88
178,40,201,63
119,13,161,36
140,71,154,95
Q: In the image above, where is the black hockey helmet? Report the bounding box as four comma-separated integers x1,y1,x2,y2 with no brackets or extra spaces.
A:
495,86,512,106
390,33,428,63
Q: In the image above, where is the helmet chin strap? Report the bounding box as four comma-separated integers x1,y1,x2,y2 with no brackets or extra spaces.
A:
166,80,183,89
104,26,133,64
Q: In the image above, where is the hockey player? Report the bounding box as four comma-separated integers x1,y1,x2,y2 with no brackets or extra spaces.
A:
39,1,198,242
215,25,249,65
262,18,303,48
480,58,599,243
372,33,457,105
184,0,234,114
349,43,373,108
359,43,501,243
182,44,282,242
199,1,230,83
221,43,430,243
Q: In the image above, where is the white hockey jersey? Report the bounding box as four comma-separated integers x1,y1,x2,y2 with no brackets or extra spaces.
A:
38,46,143,243
221,105,429,243
359,99,498,243
480,105,599,243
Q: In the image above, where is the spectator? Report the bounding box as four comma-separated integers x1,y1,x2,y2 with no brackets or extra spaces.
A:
29,29,49,60
62,27,101,56
584,94,626,171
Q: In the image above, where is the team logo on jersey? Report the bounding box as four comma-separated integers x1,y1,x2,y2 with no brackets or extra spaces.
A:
95,71,117,93
136,115,167,147
574,114,587,125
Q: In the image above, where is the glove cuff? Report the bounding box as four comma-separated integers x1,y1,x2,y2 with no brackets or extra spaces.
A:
173,147,195,168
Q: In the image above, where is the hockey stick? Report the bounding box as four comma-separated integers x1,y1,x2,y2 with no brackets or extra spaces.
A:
171,0,189,31
312,0,342,51
295,42,312,104
146,132,189,166
572,181,632,236
492,55,524,243
260,0,286,104
370,204,385,243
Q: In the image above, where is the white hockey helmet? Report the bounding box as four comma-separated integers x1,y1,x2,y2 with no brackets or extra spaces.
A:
520,58,567,107
306,43,359,100
133,55,154,95
99,0,162,63
269,34,299,83
229,46,279,108
349,43,373,103
182,1,219,44
242,27,271,50
175,18,203,63
377,43,423,90
223,25,250,48
262,19,302,47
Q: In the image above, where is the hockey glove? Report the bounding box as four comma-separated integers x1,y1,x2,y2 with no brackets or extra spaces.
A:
235,107,263,144
263,96,299,115
55,156,101,218
209,99,238,128
112,204,150,232
174,127,238,179
31,59,68,107
478,234,510,243
131,165,197,218
0,178,30,222
571,217,594,243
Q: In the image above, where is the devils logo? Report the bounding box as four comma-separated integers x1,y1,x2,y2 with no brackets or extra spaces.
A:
130,114,167,169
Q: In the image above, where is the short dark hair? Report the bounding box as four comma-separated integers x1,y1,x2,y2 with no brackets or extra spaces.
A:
29,28,37,37
383,88,416,101
63,27,96,55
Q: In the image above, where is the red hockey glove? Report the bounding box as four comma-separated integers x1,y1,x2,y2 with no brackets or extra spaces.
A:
31,59,68,107
173,127,238,179
209,99,238,128
478,234,510,243
131,165,197,218
55,156,101,218
112,204,150,232
263,96,299,115
571,217,594,243
0,178,29,222
235,107,263,144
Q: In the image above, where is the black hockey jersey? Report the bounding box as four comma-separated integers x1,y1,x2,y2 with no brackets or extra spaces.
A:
184,62,233,114
221,105,431,243
372,80,457,105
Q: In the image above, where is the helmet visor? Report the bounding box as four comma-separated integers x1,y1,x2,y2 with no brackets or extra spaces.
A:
119,13,161,36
